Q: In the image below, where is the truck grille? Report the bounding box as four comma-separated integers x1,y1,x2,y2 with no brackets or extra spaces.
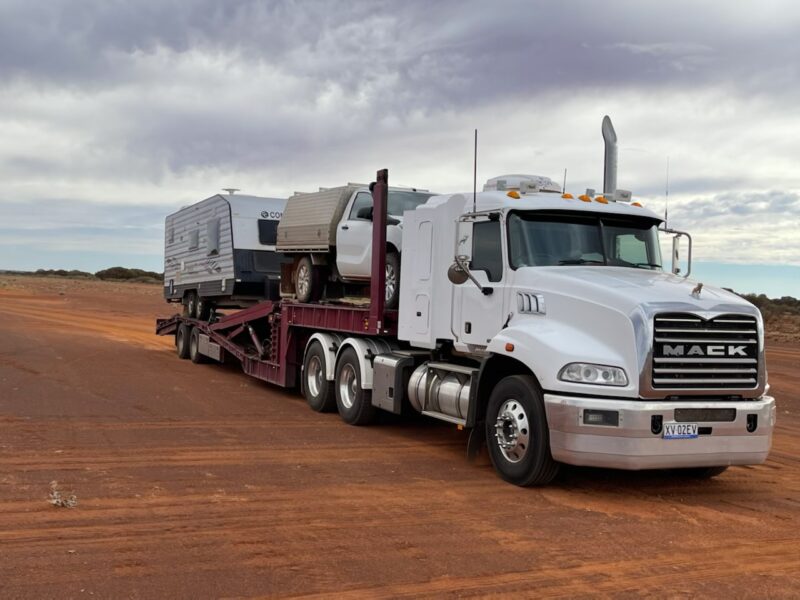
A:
652,313,759,389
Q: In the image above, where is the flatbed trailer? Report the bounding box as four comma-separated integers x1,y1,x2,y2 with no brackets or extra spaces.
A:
157,168,406,422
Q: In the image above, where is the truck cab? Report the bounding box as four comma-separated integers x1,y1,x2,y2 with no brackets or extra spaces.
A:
398,174,774,485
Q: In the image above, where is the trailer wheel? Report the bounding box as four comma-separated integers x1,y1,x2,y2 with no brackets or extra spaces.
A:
485,375,559,487
385,252,400,310
176,323,191,360
334,347,376,425
189,326,208,364
185,291,198,319
303,342,336,412
295,256,322,303
196,296,212,321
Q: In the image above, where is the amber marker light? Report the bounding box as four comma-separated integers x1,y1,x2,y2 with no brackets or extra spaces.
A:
505,343,515,352
578,194,591,202
595,196,608,204
632,202,643,207
506,190,520,199
562,193,574,199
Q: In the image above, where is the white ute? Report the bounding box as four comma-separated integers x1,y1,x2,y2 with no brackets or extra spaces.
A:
276,183,432,308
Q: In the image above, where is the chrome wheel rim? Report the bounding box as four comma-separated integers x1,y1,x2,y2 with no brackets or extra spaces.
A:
297,263,310,298
385,263,397,303
307,355,323,397
494,399,530,463
338,363,357,409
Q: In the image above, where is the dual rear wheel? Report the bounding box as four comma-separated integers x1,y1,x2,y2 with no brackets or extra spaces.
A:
302,342,375,425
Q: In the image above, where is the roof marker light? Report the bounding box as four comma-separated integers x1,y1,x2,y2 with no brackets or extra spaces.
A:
507,190,520,199
632,201,643,207
562,193,574,199
595,196,609,204
578,194,592,202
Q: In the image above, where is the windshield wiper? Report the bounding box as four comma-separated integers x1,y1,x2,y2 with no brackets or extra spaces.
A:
558,258,605,265
634,262,663,269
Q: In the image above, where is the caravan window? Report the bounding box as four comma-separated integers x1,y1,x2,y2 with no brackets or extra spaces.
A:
188,229,199,250
258,220,279,245
207,218,220,256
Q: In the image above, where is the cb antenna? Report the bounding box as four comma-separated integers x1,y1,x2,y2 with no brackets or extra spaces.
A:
473,129,478,213
562,168,567,194
664,156,670,228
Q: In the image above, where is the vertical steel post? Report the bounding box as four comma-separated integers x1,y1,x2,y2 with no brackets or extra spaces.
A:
368,168,388,332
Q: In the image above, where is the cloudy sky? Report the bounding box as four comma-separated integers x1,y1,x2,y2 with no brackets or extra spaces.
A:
1,0,798,295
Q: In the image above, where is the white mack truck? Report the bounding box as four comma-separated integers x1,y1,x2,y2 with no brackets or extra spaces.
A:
158,117,775,487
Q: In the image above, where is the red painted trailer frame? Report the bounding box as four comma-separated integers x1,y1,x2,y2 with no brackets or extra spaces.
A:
156,169,397,390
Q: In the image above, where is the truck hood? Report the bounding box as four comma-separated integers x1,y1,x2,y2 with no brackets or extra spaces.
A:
513,266,756,315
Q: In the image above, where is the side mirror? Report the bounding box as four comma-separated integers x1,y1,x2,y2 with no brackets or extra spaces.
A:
660,228,692,278
447,262,469,285
357,206,374,220
386,215,400,226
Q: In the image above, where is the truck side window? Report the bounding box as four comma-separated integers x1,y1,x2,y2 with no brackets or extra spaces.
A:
349,192,373,220
188,229,199,250
471,220,503,282
258,219,279,245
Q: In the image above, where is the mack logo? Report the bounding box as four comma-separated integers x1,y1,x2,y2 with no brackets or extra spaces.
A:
663,344,748,357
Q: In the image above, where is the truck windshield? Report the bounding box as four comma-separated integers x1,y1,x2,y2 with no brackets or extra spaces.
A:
388,191,433,216
507,211,663,269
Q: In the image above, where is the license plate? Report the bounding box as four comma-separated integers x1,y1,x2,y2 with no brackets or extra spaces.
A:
663,422,699,439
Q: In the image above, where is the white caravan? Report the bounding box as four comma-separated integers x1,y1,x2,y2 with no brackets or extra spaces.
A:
164,192,287,318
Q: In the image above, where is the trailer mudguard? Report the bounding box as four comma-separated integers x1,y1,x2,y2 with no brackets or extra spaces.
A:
336,337,396,390
304,332,345,381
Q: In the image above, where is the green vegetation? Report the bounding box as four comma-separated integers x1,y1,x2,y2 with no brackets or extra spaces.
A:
739,293,800,318
1,267,165,284
94,267,163,282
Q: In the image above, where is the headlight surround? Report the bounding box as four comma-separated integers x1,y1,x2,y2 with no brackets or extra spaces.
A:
558,362,628,387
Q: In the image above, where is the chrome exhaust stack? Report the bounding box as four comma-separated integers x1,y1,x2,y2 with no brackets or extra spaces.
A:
602,115,617,195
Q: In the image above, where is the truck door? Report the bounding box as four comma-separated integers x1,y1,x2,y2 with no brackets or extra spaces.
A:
454,217,507,346
336,191,373,279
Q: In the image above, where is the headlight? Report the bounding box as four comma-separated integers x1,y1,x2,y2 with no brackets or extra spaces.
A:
558,363,628,386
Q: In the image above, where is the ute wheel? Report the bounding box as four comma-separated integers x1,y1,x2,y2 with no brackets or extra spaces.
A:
189,326,207,364
185,291,199,319
176,323,191,359
683,466,729,478
196,296,212,321
485,375,560,487
295,256,323,303
303,341,336,412
385,252,400,310
334,347,375,425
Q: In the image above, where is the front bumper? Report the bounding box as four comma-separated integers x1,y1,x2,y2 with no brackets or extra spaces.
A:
544,393,776,470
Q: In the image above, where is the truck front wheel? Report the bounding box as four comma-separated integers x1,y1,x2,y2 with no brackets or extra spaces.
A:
334,347,376,425
485,375,560,487
303,341,336,412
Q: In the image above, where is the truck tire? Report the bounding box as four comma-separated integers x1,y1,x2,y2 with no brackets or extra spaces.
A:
295,256,323,303
485,375,560,486
385,252,400,310
176,323,191,360
189,326,208,364
303,341,336,412
334,347,376,425
196,296,212,321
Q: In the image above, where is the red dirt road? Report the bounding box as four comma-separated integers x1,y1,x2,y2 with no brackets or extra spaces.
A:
1,276,798,598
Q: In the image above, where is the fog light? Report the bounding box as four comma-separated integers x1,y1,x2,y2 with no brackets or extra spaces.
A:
583,409,619,427
746,414,758,433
